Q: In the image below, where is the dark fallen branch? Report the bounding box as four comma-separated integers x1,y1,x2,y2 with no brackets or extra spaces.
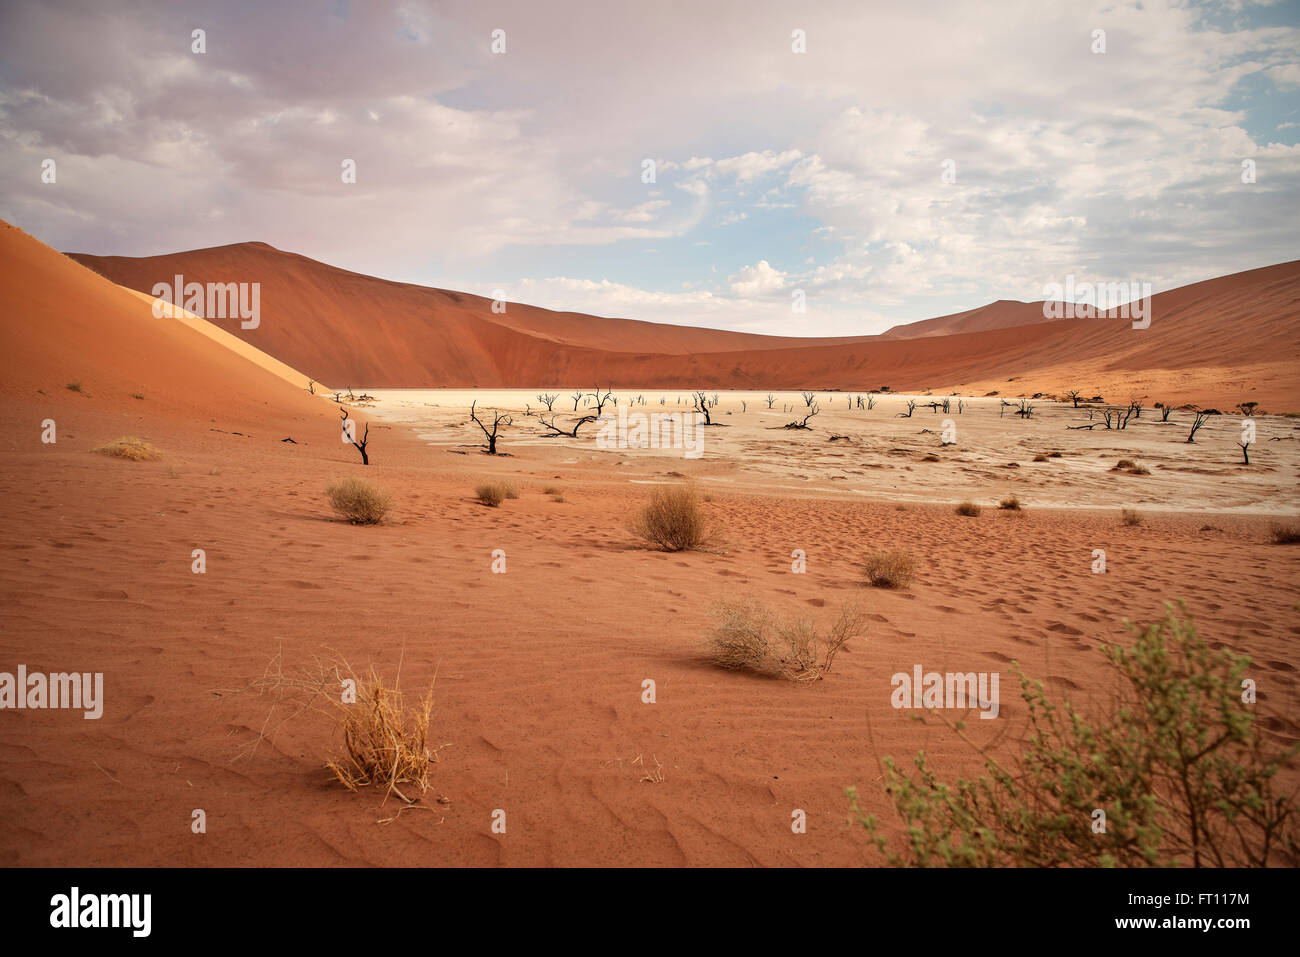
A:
538,414,597,438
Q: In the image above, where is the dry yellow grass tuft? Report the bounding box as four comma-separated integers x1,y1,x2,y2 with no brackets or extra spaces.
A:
956,501,982,517
1113,459,1151,475
223,651,445,822
708,598,867,681
475,482,510,506
327,477,392,524
999,495,1022,511
326,666,436,809
94,436,161,461
864,549,916,588
1122,508,1144,526
633,484,712,551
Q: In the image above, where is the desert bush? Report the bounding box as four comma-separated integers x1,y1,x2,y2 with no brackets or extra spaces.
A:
708,598,867,681
1032,453,1049,462
1122,508,1143,526
921,454,941,462
1114,459,1150,475
998,495,1022,511
475,482,510,507
229,653,442,819
633,485,711,551
847,603,1299,866
94,436,161,461
66,382,82,392
864,550,916,588
955,501,981,517
326,665,435,806
327,477,392,524
1270,521,1300,544
542,485,561,496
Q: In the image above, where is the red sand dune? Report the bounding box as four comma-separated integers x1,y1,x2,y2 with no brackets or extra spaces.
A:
879,300,1062,339
70,243,1300,408
2,221,346,440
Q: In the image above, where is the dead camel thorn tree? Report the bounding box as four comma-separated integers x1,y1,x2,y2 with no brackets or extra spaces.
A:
340,408,370,465
587,386,613,416
539,413,597,438
693,390,726,426
470,400,512,455
782,403,819,429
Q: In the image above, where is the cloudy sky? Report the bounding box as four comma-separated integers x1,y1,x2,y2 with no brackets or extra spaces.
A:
2,0,1297,335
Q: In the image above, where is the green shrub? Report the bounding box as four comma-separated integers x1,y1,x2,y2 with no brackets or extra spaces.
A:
847,603,1298,866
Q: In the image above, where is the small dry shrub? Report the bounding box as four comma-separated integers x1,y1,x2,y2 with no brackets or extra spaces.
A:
999,495,1021,511
633,485,712,551
66,382,82,392
475,482,509,507
542,485,561,496
1032,453,1049,462
327,477,392,524
1122,508,1143,526
1116,458,1136,470
1270,521,1300,544
864,550,916,588
956,501,981,517
708,598,867,681
94,436,161,461
327,666,435,806
226,652,444,821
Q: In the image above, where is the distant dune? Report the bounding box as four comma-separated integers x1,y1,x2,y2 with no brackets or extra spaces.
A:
0,220,343,438
68,240,1300,408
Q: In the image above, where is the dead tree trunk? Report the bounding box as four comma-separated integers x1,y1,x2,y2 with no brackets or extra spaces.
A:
539,414,596,438
470,400,512,454
692,391,714,426
782,404,819,429
340,408,370,465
